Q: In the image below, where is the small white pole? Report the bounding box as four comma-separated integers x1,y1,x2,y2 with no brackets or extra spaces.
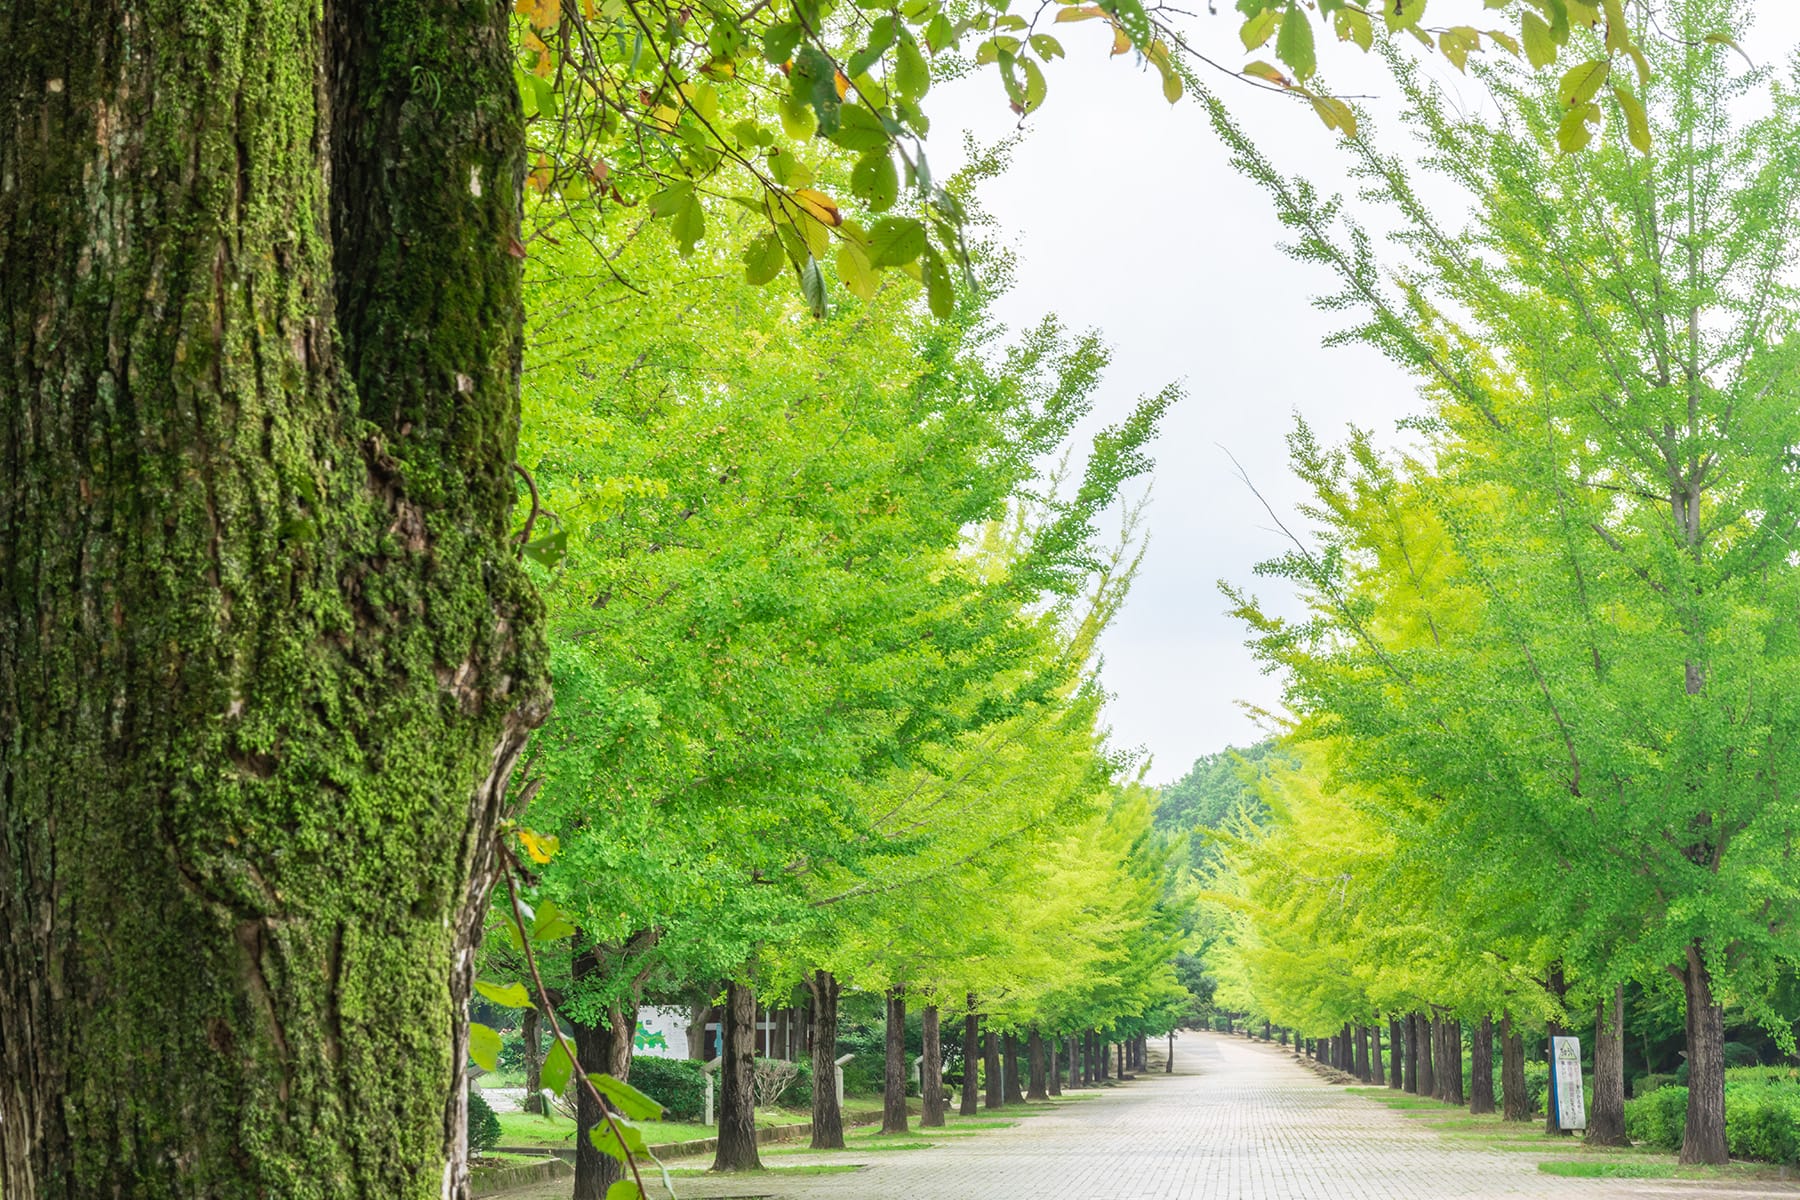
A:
702,1059,720,1128
834,1051,855,1111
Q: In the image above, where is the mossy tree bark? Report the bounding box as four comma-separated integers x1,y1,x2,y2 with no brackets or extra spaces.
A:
806,970,844,1150
712,981,761,1171
881,987,908,1135
920,1005,946,1126
0,2,547,1198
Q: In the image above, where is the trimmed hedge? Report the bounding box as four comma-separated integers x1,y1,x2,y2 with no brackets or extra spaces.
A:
1623,1073,1800,1164
630,1056,707,1122
1633,1073,1678,1099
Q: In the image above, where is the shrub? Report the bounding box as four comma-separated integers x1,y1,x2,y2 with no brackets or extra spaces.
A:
1523,1060,1550,1115
1633,1073,1678,1099
753,1059,805,1109
1675,1042,1760,1085
1623,1078,1800,1164
785,1060,814,1109
467,1090,502,1156
1625,1085,1686,1151
629,1056,707,1122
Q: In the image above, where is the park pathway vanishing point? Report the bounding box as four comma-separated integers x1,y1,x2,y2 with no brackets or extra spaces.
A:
501,1031,1800,1200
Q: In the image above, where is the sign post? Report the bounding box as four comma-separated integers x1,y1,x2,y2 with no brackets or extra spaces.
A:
1549,1036,1586,1131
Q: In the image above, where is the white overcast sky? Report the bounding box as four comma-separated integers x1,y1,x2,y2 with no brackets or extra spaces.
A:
929,2,1800,785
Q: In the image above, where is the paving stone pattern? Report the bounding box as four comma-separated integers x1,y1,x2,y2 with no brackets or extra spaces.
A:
499,1031,1799,1200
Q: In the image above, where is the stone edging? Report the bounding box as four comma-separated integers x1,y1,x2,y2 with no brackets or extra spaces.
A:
470,1158,572,1197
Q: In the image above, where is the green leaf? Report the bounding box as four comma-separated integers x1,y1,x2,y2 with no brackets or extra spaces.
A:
474,980,534,1009
531,898,577,943
589,1117,651,1163
848,17,898,76
1275,3,1316,80
1382,0,1424,32
851,150,900,212
792,45,843,137
469,1022,501,1072
1029,33,1065,60
591,1073,666,1120
1521,11,1556,67
920,247,954,318
1557,100,1599,152
1310,94,1357,137
1558,59,1609,108
800,255,828,317
522,530,568,569
1240,8,1278,50
1600,0,1627,53
529,75,558,120
763,21,803,64
895,36,930,100
837,239,879,301
743,230,786,285
542,1037,575,1094
830,104,890,152
1704,33,1751,67
672,193,705,256
1022,57,1047,112
1333,7,1372,51
1439,27,1478,72
869,216,926,267
647,184,692,218
604,1182,642,1200
1613,84,1649,153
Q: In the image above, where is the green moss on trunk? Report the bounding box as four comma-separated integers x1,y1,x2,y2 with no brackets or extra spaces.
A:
0,1,547,1196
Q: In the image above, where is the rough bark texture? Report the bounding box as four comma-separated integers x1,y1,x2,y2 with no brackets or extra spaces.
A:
1003,1032,1025,1102
1069,1032,1081,1089
712,981,761,1170
1445,1021,1464,1105
1586,987,1627,1146
1048,1036,1064,1095
959,1006,980,1116
572,998,636,1200
1677,947,1728,1164
920,1005,946,1127
808,970,844,1149
1418,1014,1436,1098
1026,1028,1049,1100
1501,1011,1531,1122
1402,1015,1418,1093
1354,1025,1371,1082
983,1031,1004,1108
0,2,548,1197
882,987,908,1135
1388,1018,1402,1089
1469,1015,1496,1115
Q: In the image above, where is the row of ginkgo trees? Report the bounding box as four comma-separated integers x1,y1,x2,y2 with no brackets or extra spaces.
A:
1201,0,1800,1169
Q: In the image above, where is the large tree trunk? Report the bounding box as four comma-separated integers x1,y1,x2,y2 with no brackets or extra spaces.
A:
1004,1032,1025,1102
882,987,908,1135
1048,1036,1064,1095
1371,1024,1384,1086
983,1031,1004,1108
1446,1021,1464,1105
920,1005,946,1127
1403,1014,1418,1093
1501,1010,1530,1122
959,1003,980,1116
807,970,844,1149
1355,1025,1371,1082
1069,1031,1081,1089
1026,1028,1049,1100
1417,1014,1436,1099
712,981,760,1171
1095,1034,1109,1080
522,1007,546,1114
1388,1018,1403,1090
573,1000,637,1200
1677,946,1728,1164
1469,1015,1496,1115
1587,986,1627,1147
0,4,547,1198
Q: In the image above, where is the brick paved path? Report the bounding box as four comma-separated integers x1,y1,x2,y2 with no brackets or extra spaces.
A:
499,1031,1799,1200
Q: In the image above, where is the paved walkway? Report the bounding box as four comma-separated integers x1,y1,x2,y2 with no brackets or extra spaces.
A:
499,1031,1800,1200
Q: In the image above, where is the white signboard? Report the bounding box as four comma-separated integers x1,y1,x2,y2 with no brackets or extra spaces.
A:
1551,1036,1586,1130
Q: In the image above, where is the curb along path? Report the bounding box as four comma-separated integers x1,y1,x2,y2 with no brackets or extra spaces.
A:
496,1032,1796,1200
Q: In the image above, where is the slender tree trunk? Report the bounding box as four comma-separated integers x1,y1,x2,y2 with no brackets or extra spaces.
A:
1501,1010,1530,1122
1082,1031,1095,1084
1068,1032,1081,1089
1096,1035,1109,1080
1026,1028,1049,1100
983,1031,1004,1108
920,1005,946,1127
1166,1031,1175,1072
0,3,547,1197
1677,947,1728,1164
808,970,844,1150
882,987,909,1135
1403,1015,1418,1093
522,1007,546,1114
960,1003,980,1117
1115,1040,1125,1079
1004,1032,1025,1102
1355,1025,1371,1082
1586,986,1627,1146
688,1002,710,1062
1048,1035,1063,1096
712,981,761,1171
1371,1024,1385,1086
1446,1021,1464,1105
1418,1014,1436,1099
1469,1015,1496,1115
574,1000,638,1200
1388,1018,1403,1090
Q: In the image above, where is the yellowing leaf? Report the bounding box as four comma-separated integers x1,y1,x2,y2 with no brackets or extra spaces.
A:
793,188,843,227
1485,28,1520,57
1613,84,1649,153
1335,7,1373,52
1601,0,1628,53
1558,59,1610,108
518,828,559,863
1240,8,1278,52
1243,60,1291,88
837,241,879,301
1521,11,1557,69
1310,95,1358,138
1557,100,1600,152
1053,5,1106,21
1111,24,1131,56
1439,27,1480,72
515,0,560,29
